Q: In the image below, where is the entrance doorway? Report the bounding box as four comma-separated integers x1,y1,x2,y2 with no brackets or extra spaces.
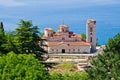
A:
62,49,65,53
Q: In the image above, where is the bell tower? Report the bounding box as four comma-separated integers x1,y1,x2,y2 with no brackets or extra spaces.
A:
86,19,96,52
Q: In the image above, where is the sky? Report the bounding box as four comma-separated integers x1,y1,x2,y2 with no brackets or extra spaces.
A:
0,0,120,44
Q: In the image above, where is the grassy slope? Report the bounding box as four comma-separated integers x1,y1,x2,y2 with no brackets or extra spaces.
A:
50,62,88,80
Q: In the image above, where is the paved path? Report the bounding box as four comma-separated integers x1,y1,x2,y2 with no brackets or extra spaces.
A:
93,45,105,56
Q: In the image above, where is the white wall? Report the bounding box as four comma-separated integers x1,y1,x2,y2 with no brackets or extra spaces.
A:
48,44,90,53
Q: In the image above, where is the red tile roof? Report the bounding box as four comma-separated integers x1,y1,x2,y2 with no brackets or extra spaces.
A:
46,41,90,46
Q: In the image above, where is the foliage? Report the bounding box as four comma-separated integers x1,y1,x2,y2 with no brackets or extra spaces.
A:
87,33,120,80
87,52,120,80
0,51,50,80
1,20,46,60
0,22,4,36
0,20,46,59
50,72,63,80
15,20,41,53
104,33,120,53
40,32,44,38
50,71,88,80
55,62,76,70
0,22,7,53
50,62,77,73
50,62,88,80
81,33,86,40
2,32,18,54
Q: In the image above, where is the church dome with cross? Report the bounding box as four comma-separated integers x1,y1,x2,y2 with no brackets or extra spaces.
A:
58,24,69,32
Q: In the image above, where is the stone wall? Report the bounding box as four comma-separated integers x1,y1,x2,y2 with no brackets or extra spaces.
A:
48,44,90,53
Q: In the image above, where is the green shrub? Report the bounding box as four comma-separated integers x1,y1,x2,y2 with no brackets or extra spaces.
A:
0,51,50,80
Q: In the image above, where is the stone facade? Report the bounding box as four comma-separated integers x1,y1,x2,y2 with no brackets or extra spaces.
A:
42,19,96,54
86,19,96,52
48,45,90,54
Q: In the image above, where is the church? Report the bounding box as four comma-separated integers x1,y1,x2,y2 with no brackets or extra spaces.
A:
42,19,96,54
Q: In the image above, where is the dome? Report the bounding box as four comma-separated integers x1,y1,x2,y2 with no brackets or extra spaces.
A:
58,24,68,29
58,24,69,32
44,28,53,31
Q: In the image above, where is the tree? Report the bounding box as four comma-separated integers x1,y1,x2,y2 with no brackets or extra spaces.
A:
0,52,50,80
104,33,120,53
0,22,6,53
0,22,5,36
87,52,120,80
86,33,120,80
2,32,19,54
81,33,86,40
50,72,63,80
14,20,46,55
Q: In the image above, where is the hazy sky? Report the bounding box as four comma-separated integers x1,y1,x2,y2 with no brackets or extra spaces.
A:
0,0,120,32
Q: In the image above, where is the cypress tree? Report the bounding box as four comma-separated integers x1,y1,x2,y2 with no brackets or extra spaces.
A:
0,22,5,53
0,22,5,36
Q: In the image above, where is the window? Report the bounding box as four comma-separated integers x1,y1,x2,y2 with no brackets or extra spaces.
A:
62,29,64,32
73,49,75,52
78,49,80,52
51,34,53,37
90,28,93,32
69,49,70,52
90,37,92,42
75,39,77,41
90,32,92,35
62,38,65,40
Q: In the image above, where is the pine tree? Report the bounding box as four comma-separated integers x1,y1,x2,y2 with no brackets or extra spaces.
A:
10,20,46,60
104,33,120,53
86,33,120,80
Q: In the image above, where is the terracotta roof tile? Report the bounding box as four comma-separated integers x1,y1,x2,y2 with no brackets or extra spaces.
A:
46,41,90,46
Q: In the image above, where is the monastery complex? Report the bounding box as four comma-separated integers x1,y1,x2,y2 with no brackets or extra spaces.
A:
42,19,96,54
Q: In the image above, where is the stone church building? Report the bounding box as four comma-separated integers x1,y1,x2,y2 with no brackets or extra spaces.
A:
42,19,96,54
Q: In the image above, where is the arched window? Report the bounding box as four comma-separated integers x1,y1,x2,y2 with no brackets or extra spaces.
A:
62,37,65,40
90,28,93,32
52,49,54,51
90,37,92,42
90,32,92,35
75,39,77,41
69,49,70,52
62,29,64,32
